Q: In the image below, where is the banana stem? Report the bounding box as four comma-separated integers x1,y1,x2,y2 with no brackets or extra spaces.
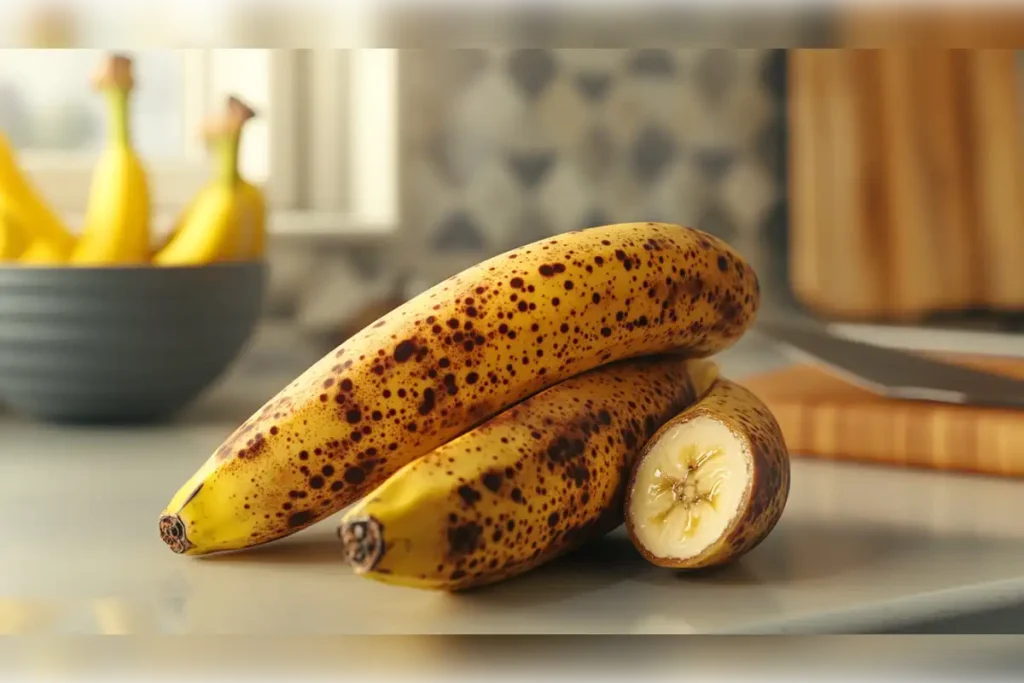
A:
213,131,242,189
203,95,255,188
104,89,131,150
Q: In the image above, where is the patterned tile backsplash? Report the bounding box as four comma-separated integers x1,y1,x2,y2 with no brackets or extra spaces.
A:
278,49,793,337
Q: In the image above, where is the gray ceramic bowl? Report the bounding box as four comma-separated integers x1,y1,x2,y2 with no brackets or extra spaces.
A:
0,261,266,424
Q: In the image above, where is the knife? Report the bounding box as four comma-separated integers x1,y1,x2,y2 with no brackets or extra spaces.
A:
757,320,1024,409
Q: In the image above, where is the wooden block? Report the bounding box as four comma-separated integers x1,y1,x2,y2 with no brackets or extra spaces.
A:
741,354,1024,477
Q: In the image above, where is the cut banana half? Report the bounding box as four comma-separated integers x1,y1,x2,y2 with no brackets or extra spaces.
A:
625,378,790,569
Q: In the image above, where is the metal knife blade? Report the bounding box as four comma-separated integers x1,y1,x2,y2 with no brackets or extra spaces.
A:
757,320,1024,409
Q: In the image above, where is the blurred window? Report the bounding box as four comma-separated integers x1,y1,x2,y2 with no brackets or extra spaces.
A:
0,48,397,234
0,49,294,215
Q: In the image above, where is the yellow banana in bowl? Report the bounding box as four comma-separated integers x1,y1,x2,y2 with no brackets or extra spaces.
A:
229,96,267,261
0,207,29,262
71,53,151,266
0,132,76,264
18,238,75,265
153,97,263,266
238,170,266,260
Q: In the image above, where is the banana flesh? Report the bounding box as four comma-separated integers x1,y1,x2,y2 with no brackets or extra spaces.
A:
628,419,748,562
625,379,790,569
338,356,719,591
159,222,761,556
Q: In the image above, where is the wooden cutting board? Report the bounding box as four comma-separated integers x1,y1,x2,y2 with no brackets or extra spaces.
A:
787,48,1024,322
742,353,1024,477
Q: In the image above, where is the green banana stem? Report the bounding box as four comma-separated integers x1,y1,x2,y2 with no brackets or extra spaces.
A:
213,131,242,189
104,88,131,150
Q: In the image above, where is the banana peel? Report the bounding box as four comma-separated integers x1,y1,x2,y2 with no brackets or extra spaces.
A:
71,53,151,265
152,95,264,265
0,132,76,263
0,208,29,262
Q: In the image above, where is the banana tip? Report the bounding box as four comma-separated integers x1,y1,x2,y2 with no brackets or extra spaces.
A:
338,516,384,573
159,514,192,554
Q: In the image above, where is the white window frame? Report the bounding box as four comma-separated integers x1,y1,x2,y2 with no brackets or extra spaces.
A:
299,48,400,237
16,50,298,216
13,48,398,239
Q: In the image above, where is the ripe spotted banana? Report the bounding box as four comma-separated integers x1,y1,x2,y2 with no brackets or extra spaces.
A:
337,355,719,590
159,222,760,556
625,378,790,569
72,54,151,266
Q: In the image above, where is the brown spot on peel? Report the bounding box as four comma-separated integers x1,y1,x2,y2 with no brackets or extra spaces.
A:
394,340,416,362
288,510,314,528
447,522,483,556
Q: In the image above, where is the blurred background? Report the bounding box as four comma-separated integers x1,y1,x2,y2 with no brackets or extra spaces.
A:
6,2,1024,648
2,4,1024,353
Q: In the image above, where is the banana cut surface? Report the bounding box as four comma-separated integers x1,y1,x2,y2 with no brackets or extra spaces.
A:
626,379,790,570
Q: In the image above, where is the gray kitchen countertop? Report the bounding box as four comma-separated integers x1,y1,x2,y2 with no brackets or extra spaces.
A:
2,322,1024,635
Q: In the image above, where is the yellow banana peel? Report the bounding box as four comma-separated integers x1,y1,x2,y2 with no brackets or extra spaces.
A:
0,132,76,263
72,54,151,266
153,95,261,266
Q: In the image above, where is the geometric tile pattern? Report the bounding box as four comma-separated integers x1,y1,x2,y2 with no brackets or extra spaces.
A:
398,49,789,293
279,49,793,337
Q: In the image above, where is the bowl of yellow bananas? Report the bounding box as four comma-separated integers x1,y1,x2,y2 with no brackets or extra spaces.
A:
0,55,268,424
0,262,266,424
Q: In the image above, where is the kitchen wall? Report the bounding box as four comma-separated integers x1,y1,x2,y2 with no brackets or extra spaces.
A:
274,48,796,340
399,49,791,298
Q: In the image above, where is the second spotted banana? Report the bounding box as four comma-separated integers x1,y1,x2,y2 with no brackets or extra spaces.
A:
339,355,719,590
